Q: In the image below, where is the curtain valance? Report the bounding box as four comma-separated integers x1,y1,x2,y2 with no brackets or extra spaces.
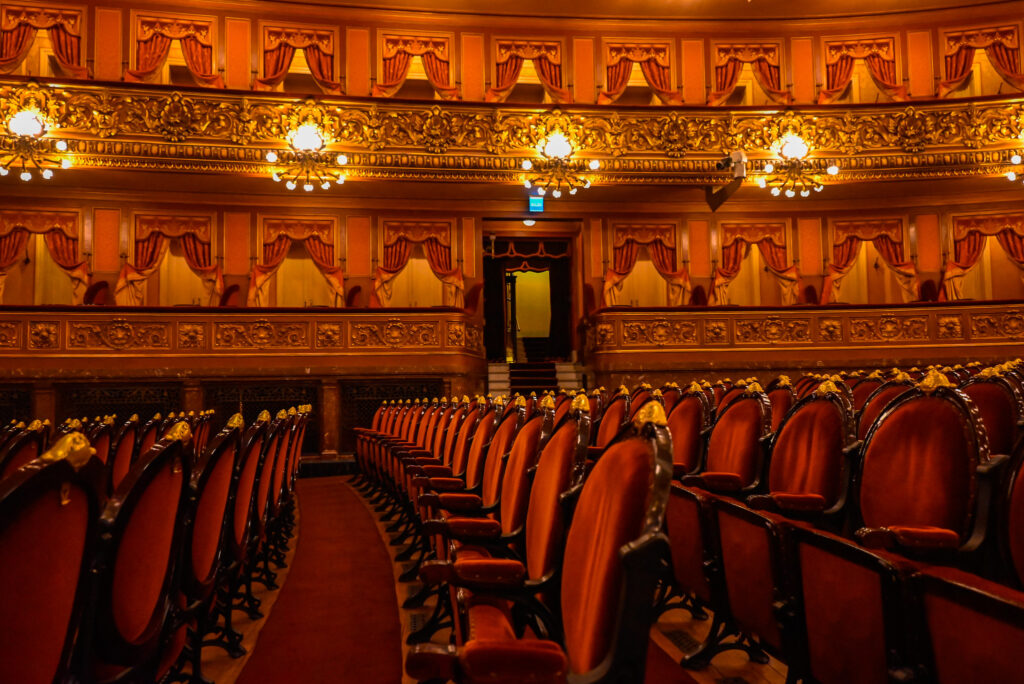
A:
137,17,213,45
1,5,80,34
382,222,451,248
136,215,212,242
495,40,561,65
0,210,78,239
720,222,787,248
952,214,1024,241
832,218,904,245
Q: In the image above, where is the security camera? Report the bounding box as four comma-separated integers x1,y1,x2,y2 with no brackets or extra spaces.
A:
715,155,733,171
714,150,748,178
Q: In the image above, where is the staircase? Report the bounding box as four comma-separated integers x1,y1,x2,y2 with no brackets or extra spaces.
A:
509,362,558,396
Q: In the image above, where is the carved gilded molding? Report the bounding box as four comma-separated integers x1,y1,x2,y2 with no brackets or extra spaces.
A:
382,34,449,59
495,40,561,64
953,213,1024,240
383,221,452,247
945,25,1018,53
2,80,1024,184
833,218,903,244
721,222,787,247
136,214,211,241
715,43,781,66
138,16,213,44
825,37,897,63
606,42,671,67
264,217,334,243
612,223,676,247
264,26,334,52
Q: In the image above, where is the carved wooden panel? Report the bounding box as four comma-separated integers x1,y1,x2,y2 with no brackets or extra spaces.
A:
55,383,182,424
204,381,319,452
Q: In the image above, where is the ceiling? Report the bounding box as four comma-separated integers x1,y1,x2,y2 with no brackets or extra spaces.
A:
281,0,1017,21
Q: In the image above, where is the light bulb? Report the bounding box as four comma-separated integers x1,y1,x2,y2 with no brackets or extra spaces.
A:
336,154,348,166
41,169,53,180
8,110,45,137
553,189,562,198
321,181,331,190
569,187,578,195
289,123,325,151
55,140,68,152
814,185,824,192
583,179,591,189
537,187,546,196
778,134,809,160
827,164,839,175
60,158,71,169
588,159,600,170
522,160,533,171
303,183,314,192
770,187,781,196
336,176,345,185
272,172,281,182
541,132,573,160
286,180,297,190
800,189,810,197
523,219,536,226
757,177,767,188
523,179,532,188
1013,154,1022,165
764,162,775,174
266,151,279,163
785,189,796,198
20,171,32,181
0,167,7,176
1010,172,1018,182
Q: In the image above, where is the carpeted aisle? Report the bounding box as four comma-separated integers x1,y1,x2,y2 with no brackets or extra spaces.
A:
236,478,403,684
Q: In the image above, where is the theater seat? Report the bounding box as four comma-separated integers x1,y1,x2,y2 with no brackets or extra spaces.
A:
856,371,914,441
666,383,712,478
407,401,673,684
0,419,47,480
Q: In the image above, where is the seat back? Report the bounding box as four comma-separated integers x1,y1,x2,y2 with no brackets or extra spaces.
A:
593,388,629,448
0,433,98,684
666,385,711,477
1001,449,1024,587
553,393,573,424
660,383,682,413
793,374,820,399
703,386,771,488
712,379,732,406
463,404,501,492
228,416,269,561
93,422,190,666
851,374,884,411
0,420,47,481
429,403,455,458
498,408,545,536
109,416,140,495
960,370,1023,457
767,381,855,513
88,418,115,465
717,381,748,412
629,386,652,418
523,395,590,581
136,414,162,463
267,412,295,517
560,402,672,678
450,400,485,478
857,374,914,440
182,415,242,599
253,415,286,536
858,375,988,544
478,399,523,509
440,401,470,466
587,389,605,424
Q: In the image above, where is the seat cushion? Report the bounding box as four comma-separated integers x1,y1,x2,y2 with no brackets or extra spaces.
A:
771,492,828,513
699,472,744,491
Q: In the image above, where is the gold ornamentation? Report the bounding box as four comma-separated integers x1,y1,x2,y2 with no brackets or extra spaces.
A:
704,321,728,344
777,375,792,387
743,381,765,395
833,218,904,245
227,413,245,429
735,317,811,343
214,320,308,348
256,410,271,423
936,316,964,339
39,432,94,469
633,400,668,427
819,319,843,342
0,210,77,238
539,394,556,410
814,380,841,397
571,393,589,412
952,213,1024,241
0,322,19,347
315,323,343,348
28,322,58,348
514,395,527,407
136,215,211,242
970,312,1024,339
165,421,192,441
177,323,205,349
848,315,927,342
68,319,169,350
350,320,439,348
918,368,956,393
622,320,698,347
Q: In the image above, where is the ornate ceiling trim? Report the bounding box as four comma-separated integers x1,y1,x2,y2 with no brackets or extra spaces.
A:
2,79,1023,185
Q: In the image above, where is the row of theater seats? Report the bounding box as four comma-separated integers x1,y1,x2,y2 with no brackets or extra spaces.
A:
0,404,311,684
353,358,1024,684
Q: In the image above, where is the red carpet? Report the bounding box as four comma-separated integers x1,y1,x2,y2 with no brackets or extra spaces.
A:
646,639,701,684
237,478,403,684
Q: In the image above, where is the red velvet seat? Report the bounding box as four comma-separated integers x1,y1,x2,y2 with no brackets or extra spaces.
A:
856,372,914,441
87,421,191,682
960,369,1023,458
591,387,629,451
407,402,673,684
854,370,1005,556
0,419,47,481
108,415,139,495
666,383,711,478
850,371,884,411
766,380,795,432
0,431,99,684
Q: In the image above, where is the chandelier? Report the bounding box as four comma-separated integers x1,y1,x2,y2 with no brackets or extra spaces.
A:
265,121,348,191
0,109,71,181
1006,149,1024,184
521,131,600,198
753,133,839,198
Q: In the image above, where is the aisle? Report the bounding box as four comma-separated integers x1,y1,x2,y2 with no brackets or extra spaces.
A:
236,478,403,684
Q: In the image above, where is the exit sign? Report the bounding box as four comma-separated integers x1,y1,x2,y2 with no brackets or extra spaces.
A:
529,196,544,212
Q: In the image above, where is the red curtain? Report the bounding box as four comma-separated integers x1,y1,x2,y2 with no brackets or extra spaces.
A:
179,232,224,303
373,51,413,96
535,55,572,103
247,235,292,305
0,228,29,302
996,229,1024,269
485,55,524,101
941,231,987,300
751,56,793,104
179,35,224,88
864,52,908,100
598,59,634,103
818,54,856,103
648,240,692,305
47,24,88,78
708,58,743,105
639,58,681,104
874,234,920,301
254,43,296,90
986,41,1024,91
303,44,342,93
422,52,459,99
124,33,173,82
820,236,862,303
757,240,801,303
303,235,346,304
42,230,90,303
711,239,748,303
939,45,976,96
114,232,169,306
372,236,464,307
0,22,34,71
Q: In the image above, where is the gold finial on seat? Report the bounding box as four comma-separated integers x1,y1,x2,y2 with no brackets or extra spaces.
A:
130,413,139,422
27,419,43,432
539,395,556,410
66,418,82,430
529,392,537,398
440,396,448,403
633,400,668,428
865,370,884,380
476,395,487,406
687,381,703,393
165,421,192,442
288,407,298,416
40,432,95,469
776,375,792,388
571,393,589,412
978,366,1003,379
227,413,245,429
590,388,602,396
256,410,271,423
168,412,176,419
735,379,748,388
14,421,25,429
276,409,288,420
514,395,527,407
652,389,663,397
640,382,652,390
462,395,470,404
918,368,955,393
743,382,765,395
700,380,712,389
42,419,50,427
814,380,840,397
153,413,162,421
617,385,629,396
103,415,115,425
891,370,912,382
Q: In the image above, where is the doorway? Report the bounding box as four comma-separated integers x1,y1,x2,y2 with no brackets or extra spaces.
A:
483,234,572,363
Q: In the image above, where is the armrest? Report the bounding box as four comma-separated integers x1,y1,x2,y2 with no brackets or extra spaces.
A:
452,558,526,588
842,440,863,456
447,517,502,542
961,453,1011,553
856,525,960,551
422,465,454,478
406,644,457,683
460,639,567,682
429,477,467,492
438,493,484,514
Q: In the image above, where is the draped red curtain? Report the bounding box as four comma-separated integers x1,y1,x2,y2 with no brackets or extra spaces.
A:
180,232,224,302
0,23,35,71
255,43,295,89
711,237,801,304
46,24,88,78
374,51,413,96
422,52,459,99
939,45,977,96
638,58,681,104
602,238,690,306
819,54,856,103
42,230,89,303
750,57,792,104
303,44,341,93
0,228,30,302
598,59,634,103
996,229,1024,269
534,55,572,103
114,232,168,306
179,35,224,87
864,52,909,100
874,234,920,301
371,235,464,307
247,235,291,305
757,240,801,303
600,240,639,305
820,236,862,303
941,231,987,300
708,58,744,105
124,33,172,82
302,235,346,304
985,41,1024,91
711,240,748,303
486,55,524,101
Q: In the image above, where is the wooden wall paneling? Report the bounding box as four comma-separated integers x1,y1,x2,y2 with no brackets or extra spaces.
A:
461,32,485,101
681,38,705,104
93,7,121,81
791,37,815,102
225,17,251,89
572,36,595,104
347,26,371,96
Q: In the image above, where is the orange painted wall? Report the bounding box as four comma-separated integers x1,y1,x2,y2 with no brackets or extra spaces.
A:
92,208,121,274
573,38,596,104
346,27,371,97
461,34,485,101
224,18,252,90
462,217,476,278
914,213,942,274
346,215,372,277
681,40,705,104
223,212,251,275
589,219,603,279
687,219,711,278
798,218,823,275
790,38,815,103
93,8,122,82
907,30,934,98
